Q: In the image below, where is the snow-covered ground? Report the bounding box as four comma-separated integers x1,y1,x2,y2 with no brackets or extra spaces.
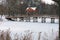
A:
0,15,59,40
0,21,59,40
0,21,59,32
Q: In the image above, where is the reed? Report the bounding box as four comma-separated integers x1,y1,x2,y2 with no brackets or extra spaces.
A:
0,29,59,40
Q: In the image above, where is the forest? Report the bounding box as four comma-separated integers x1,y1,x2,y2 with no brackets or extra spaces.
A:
0,0,59,16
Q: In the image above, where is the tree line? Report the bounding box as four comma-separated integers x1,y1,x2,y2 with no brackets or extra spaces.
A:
0,0,59,16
